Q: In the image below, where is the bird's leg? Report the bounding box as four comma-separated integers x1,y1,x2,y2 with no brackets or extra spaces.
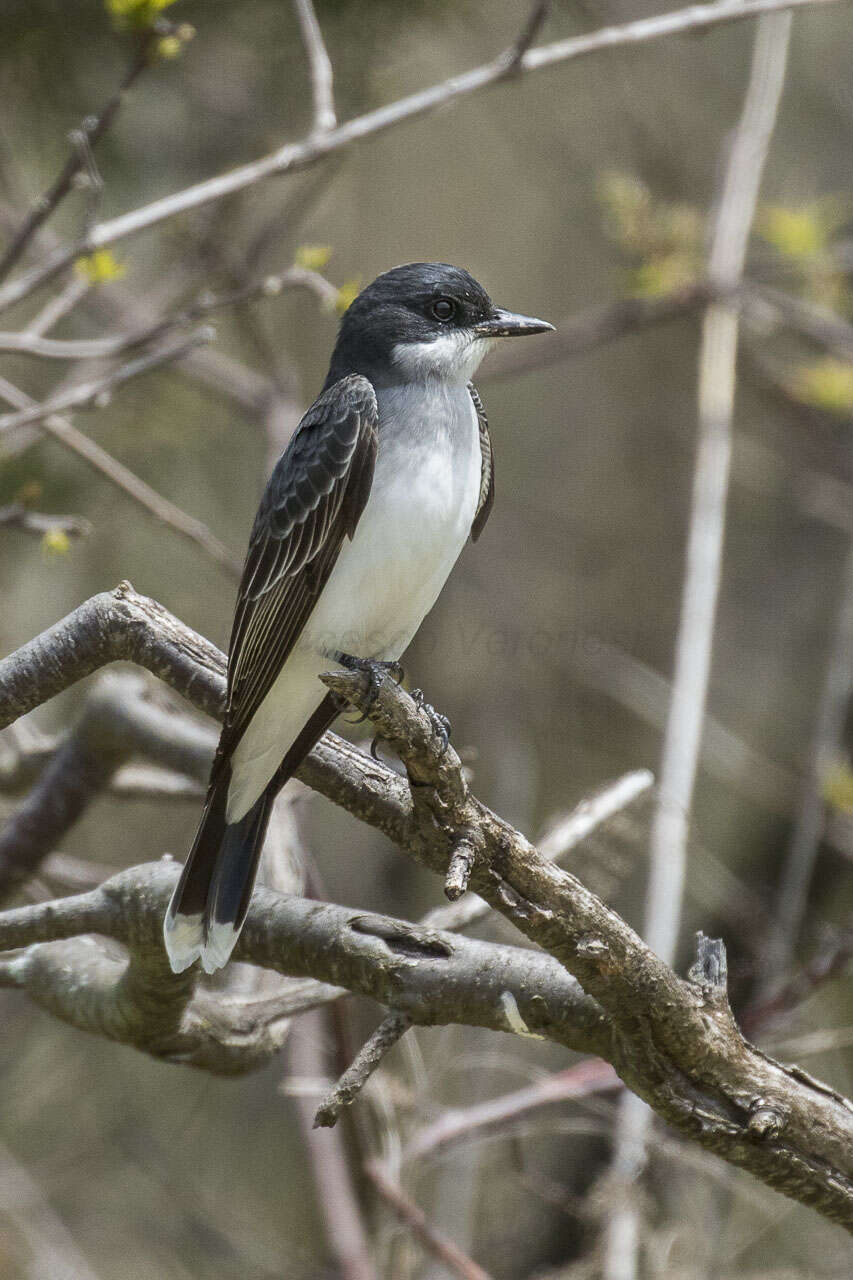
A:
410,688,452,756
333,652,404,725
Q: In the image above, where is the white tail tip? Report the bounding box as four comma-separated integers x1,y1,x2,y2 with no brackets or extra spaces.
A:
200,920,241,974
163,909,203,974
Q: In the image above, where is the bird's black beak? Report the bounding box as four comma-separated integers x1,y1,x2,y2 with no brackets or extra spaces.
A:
473,308,554,338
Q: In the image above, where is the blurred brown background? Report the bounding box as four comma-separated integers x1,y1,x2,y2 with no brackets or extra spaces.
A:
0,1,851,1276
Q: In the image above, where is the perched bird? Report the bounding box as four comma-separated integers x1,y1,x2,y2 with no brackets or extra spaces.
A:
164,262,552,973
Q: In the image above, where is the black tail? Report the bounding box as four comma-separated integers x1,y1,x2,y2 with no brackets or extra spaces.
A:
163,772,275,974
163,693,340,974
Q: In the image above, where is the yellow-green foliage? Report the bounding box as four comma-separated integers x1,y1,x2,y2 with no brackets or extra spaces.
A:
335,278,361,314
759,204,832,261
790,358,853,415
75,250,127,284
295,245,333,272
823,761,853,813
598,172,704,296
105,0,179,30
758,198,851,312
41,528,71,557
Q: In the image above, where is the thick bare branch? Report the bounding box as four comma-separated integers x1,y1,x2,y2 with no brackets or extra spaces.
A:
422,768,653,933
1,589,852,1224
0,583,228,730
0,861,612,1069
0,672,216,901
321,666,853,1228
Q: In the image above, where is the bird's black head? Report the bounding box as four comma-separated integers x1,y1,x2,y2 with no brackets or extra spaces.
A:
325,262,553,388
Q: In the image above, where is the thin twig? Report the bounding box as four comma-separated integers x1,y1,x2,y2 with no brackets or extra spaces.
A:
0,0,840,312
289,1011,377,1280
405,1058,621,1163
570,634,799,815
484,284,709,381
742,921,853,1034
314,1011,412,1128
504,0,552,72
646,3,794,959
603,15,794,1280
293,0,337,134
365,1159,494,1280
26,274,90,336
0,41,150,283
0,374,241,577
421,769,653,933
0,265,337,362
0,503,92,539
1,204,275,417
0,327,215,434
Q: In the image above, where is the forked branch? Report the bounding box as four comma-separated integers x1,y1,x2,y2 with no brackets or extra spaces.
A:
0,586,851,1226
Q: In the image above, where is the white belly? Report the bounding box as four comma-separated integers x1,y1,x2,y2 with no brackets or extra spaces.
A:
226,381,481,821
301,410,479,658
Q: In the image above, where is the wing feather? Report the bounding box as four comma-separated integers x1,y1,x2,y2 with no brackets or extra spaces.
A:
468,382,494,541
218,374,378,763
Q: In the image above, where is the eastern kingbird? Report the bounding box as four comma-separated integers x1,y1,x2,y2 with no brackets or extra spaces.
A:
164,262,552,973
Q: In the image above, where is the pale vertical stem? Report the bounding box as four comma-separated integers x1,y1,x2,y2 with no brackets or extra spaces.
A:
289,1011,377,1280
602,14,793,1280
292,0,337,134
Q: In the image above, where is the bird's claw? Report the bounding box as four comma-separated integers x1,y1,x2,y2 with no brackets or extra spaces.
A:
385,659,405,685
411,688,452,756
335,653,404,724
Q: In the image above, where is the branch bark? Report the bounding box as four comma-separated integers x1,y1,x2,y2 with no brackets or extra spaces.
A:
0,671,216,901
0,861,612,1068
1,587,852,1226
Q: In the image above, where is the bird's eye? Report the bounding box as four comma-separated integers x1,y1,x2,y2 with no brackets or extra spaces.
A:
431,297,456,321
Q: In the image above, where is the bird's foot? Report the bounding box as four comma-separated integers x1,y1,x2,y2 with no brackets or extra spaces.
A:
411,688,452,756
334,652,404,724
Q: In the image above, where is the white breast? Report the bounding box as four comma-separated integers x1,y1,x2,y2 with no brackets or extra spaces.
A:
300,379,481,661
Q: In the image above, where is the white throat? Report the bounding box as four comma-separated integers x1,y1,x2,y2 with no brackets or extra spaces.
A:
390,330,495,384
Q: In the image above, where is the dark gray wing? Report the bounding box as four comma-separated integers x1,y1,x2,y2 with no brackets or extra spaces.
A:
220,374,378,761
468,382,494,541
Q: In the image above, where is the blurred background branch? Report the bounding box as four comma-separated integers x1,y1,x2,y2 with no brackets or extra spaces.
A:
603,12,795,1278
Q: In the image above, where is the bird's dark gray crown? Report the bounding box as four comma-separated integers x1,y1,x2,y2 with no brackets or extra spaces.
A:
325,262,493,387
